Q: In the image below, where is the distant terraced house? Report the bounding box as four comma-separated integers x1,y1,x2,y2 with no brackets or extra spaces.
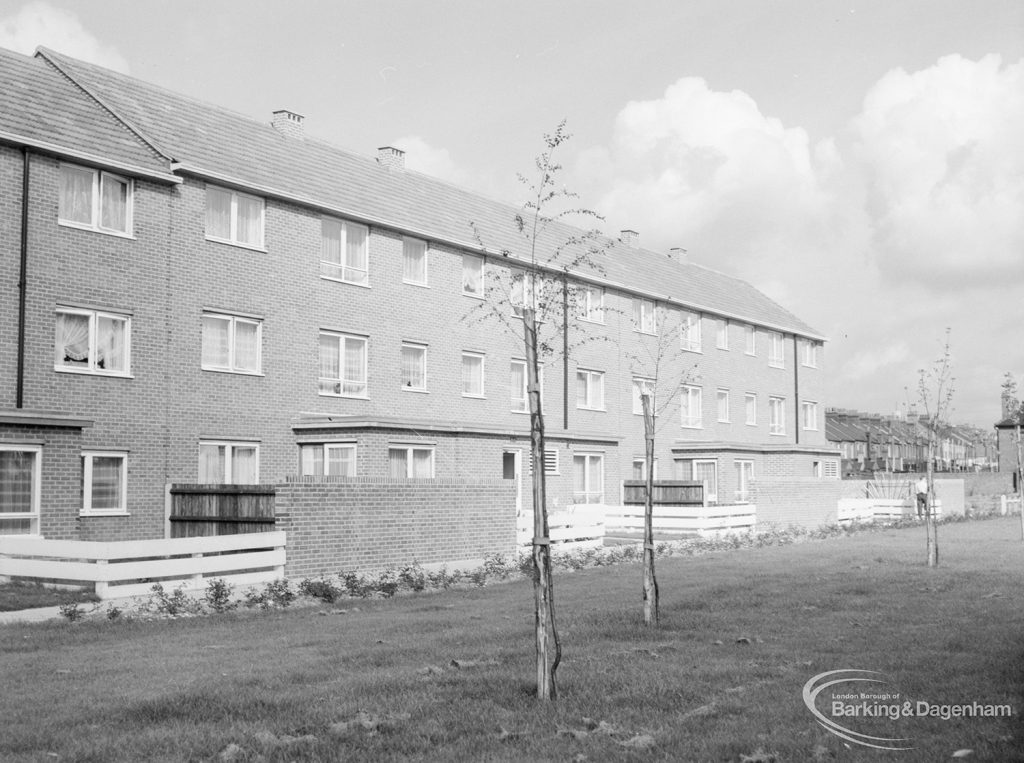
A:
0,46,839,554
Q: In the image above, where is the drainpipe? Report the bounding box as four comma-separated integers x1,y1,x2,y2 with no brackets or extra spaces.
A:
16,148,30,408
793,335,800,445
562,270,569,431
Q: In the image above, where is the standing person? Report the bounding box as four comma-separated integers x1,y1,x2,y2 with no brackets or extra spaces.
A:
915,476,929,518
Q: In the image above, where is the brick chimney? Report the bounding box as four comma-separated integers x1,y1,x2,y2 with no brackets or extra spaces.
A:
620,229,639,248
271,110,304,138
669,247,688,263
377,146,405,171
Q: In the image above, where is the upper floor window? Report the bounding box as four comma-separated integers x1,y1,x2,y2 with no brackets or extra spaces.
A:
633,299,656,334
82,451,127,515
205,186,264,249
578,286,604,323
769,396,786,435
716,319,729,350
681,384,703,429
202,313,261,374
680,311,702,352
199,440,259,484
0,445,41,535
462,254,485,297
745,325,756,355
462,352,485,397
400,342,427,391
802,401,819,431
717,389,730,422
745,393,758,426
300,443,356,477
55,307,131,376
321,219,368,285
319,331,368,397
576,369,605,411
403,237,428,286
768,332,785,368
632,377,655,416
59,164,132,236
511,270,540,317
801,339,819,368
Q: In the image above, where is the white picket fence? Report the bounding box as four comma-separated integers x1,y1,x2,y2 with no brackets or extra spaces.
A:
0,532,286,599
605,503,756,537
516,505,606,550
837,499,943,524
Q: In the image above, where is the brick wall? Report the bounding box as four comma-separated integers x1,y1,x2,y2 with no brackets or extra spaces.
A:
750,477,840,529
0,423,83,539
275,477,516,578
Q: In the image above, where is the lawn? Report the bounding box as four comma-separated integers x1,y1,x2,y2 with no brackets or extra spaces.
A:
2,518,1022,762
0,580,99,612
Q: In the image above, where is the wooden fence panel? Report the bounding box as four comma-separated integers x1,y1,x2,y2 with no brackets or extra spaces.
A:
168,484,276,537
622,481,704,506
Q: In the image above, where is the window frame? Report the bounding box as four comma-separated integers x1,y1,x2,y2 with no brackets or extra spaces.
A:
201,312,263,375
716,388,730,423
768,331,785,368
388,446,435,478
693,458,718,504
299,442,357,477
204,185,265,250
681,384,703,429
716,319,729,350
0,444,42,536
510,359,544,413
81,451,128,516
320,217,369,286
462,254,485,298
633,299,657,335
745,324,757,356
632,377,656,416
461,351,486,398
400,342,428,392
572,452,605,504
576,368,605,411
577,285,605,324
511,269,540,317
802,400,819,431
58,163,133,237
769,396,786,435
198,440,260,484
801,339,819,368
318,331,369,398
54,307,132,377
734,459,754,503
680,311,702,352
744,393,758,426
402,236,429,287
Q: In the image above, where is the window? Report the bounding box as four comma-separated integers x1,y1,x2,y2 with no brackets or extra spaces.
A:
735,460,754,502
769,396,786,435
511,270,540,316
462,254,484,297
801,339,818,368
400,342,427,391
205,186,264,248
802,401,819,431
632,377,655,415
680,311,702,352
572,453,604,504
768,332,785,368
300,443,356,477
403,237,428,285
576,369,605,410
82,452,127,515
578,285,604,323
716,319,729,350
675,458,717,503
745,324,756,355
510,360,543,412
202,313,261,374
55,308,130,375
321,218,368,285
633,299,656,334
745,393,758,426
198,441,259,484
319,332,368,397
717,389,730,423
388,446,434,478
681,384,702,428
631,458,658,481
59,164,132,235
0,445,41,535
462,352,485,397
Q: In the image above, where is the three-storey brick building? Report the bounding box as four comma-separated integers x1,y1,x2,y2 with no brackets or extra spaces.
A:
0,46,839,542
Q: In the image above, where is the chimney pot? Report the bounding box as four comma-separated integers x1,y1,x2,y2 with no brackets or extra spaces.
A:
620,229,639,248
271,110,304,138
377,146,405,171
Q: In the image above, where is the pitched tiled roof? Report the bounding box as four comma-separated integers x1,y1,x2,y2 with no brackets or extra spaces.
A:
25,47,822,339
0,48,173,179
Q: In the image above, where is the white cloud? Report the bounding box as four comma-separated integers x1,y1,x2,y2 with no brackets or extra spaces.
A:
0,2,128,72
391,135,470,187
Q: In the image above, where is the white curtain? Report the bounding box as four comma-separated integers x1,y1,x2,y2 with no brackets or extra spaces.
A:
0,451,33,514
328,446,355,477
235,195,262,246
510,362,526,410
389,449,408,478
403,239,426,282
343,337,366,395
100,175,127,232
319,335,340,393
59,166,93,224
412,449,432,478
56,313,90,367
205,188,232,239
462,356,481,395
401,346,423,388
321,219,342,268
234,321,259,372
232,447,258,484
90,456,122,510
346,224,368,282
301,445,322,476
462,256,482,294
95,316,126,372
198,444,225,483
202,316,230,368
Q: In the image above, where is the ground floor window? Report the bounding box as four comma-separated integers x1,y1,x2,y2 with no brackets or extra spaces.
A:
573,452,604,504
0,445,40,535
389,446,434,478
82,451,127,514
199,441,259,484
734,459,754,502
674,457,718,503
300,443,356,477
630,458,658,481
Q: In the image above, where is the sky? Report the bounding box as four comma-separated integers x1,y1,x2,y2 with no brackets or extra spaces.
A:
2,0,1022,429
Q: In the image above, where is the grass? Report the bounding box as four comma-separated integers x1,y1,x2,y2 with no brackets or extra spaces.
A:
0,580,99,612
2,518,1023,761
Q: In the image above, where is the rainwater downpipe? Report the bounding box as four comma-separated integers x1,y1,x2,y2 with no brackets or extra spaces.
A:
793,334,800,445
16,148,30,409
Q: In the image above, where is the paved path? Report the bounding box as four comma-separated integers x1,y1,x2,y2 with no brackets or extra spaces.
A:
0,605,65,624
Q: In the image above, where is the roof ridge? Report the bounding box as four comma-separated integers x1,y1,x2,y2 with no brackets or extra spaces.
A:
35,47,174,164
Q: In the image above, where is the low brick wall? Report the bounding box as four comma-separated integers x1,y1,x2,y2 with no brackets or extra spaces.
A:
750,478,841,529
840,478,966,515
275,477,516,578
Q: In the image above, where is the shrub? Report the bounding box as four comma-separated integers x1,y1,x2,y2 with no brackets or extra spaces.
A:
59,602,84,622
340,571,374,598
204,578,237,613
398,562,427,592
150,584,201,616
298,577,342,603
